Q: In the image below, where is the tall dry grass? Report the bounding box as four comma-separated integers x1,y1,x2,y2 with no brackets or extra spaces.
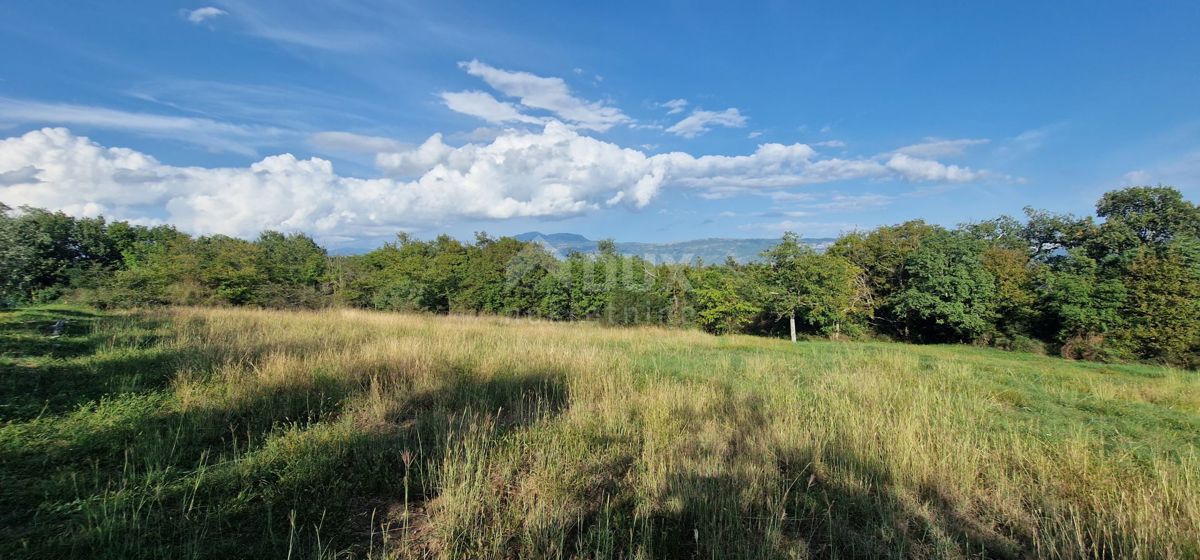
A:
3,306,1197,558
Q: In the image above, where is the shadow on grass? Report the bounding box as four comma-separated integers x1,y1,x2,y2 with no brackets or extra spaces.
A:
0,309,176,421
779,445,1028,560
0,347,179,422
1,341,570,560
608,444,1030,560
554,381,1036,560
0,309,104,359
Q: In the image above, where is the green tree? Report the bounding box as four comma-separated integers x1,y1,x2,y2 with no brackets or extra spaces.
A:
761,232,868,339
1022,207,1095,262
691,267,761,335
499,240,559,316
827,220,936,334
1037,250,1126,359
253,231,330,308
1095,186,1200,250
980,246,1038,337
761,232,810,341
960,215,1028,253
107,227,203,306
1115,247,1200,365
364,234,467,313
794,254,870,337
197,236,266,305
890,231,995,342
0,207,82,302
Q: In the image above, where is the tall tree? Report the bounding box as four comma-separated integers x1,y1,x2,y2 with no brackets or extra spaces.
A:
761,233,868,339
1036,250,1126,359
1095,186,1200,249
981,246,1038,338
1022,207,1095,262
761,232,811,341
691,267,761,335
828,220,936,334
1115,246,1200,365
890,231,995,342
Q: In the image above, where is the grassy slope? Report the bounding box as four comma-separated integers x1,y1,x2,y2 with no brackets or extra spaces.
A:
0,306,1197,559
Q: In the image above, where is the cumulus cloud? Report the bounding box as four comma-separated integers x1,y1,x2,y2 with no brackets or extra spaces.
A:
376,122,661,208
0,126,650,239
667,108,747,138
454,60,630,131
894,137,988,158
0,125,986,243
0,97,283,155
660,99,688,115
187,7,228,24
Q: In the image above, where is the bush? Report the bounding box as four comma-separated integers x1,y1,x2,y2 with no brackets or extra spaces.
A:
1059,333,1127,363
1009,335,1047,355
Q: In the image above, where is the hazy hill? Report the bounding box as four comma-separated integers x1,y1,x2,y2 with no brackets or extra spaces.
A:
514,231,836,264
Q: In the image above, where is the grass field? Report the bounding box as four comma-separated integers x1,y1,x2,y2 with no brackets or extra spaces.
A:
1,306,1198,559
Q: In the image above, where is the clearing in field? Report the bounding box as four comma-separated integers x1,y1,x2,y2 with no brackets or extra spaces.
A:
1,306,1198,559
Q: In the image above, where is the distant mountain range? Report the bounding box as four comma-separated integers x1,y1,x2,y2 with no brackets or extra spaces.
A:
513,232,836,264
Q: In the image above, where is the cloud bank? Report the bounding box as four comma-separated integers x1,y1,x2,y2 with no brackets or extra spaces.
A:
0,124,986,243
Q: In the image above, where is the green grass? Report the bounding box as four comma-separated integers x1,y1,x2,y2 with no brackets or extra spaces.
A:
1,305,1197,559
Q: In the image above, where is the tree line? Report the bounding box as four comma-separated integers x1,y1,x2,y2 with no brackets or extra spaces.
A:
2,186,1199,367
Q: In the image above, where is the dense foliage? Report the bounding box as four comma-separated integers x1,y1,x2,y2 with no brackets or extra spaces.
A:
2,186,1199,367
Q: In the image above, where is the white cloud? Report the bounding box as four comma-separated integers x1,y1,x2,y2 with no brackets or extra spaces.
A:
747,131,763,139
377,122,660,208
814,140,847,148
802,193,894,211
995,124,1065,160
439,90,547,126
1122,169,1152,185
458,60,629,131
894,137,988,158
373,133,454,178
1,125,987,243
450,127,505,143
884,153,983,182
667,108,747,138
308,131,408,154
660,99,688,115
0,97,283,155
210,2,387,52
186,7,227,24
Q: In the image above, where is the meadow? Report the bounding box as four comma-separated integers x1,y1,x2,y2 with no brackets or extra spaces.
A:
1,305,1198,559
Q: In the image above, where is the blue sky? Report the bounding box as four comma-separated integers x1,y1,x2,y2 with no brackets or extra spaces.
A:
1,1,1198,249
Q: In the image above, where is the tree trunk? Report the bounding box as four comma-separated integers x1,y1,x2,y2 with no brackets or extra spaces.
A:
789,312,797,342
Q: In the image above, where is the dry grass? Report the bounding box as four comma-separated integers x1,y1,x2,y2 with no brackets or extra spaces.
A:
2,305,1198,558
